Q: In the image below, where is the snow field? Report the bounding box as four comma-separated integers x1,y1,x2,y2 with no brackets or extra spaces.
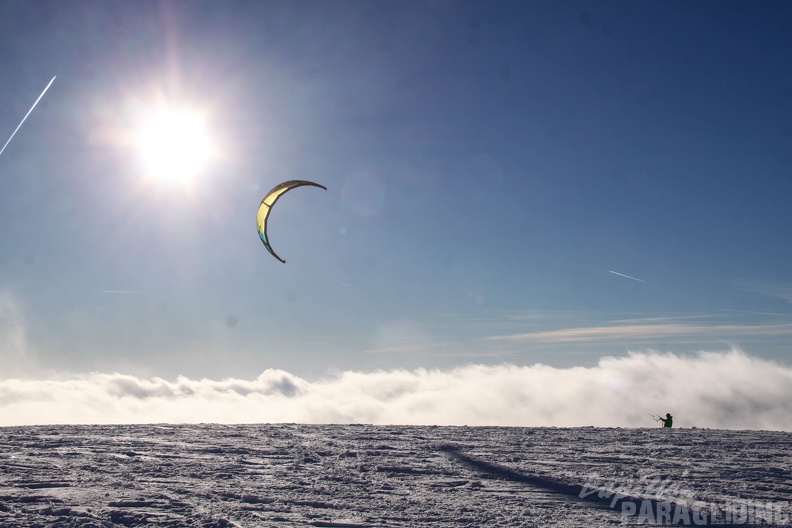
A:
0,424,789,527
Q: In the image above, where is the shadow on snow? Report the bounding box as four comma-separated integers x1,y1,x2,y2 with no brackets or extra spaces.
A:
440,444,762,527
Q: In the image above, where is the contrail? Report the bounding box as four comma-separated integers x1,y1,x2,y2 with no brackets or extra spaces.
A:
0,75,56,158
101,290,141,294
608,270,647,283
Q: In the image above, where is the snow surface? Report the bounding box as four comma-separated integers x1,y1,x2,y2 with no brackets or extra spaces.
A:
0,425,789,527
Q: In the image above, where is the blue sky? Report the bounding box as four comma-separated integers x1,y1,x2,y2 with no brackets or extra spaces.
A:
1,0,791,394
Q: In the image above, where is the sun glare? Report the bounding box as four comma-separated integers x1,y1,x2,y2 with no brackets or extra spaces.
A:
135,106,215,186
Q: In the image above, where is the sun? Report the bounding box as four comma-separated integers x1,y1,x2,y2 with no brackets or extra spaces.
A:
134,105,215,187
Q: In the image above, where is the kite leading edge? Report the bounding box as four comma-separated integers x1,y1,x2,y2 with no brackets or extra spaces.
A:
256,180,327,263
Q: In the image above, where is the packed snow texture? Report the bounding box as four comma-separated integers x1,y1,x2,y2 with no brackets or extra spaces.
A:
0,425,789,527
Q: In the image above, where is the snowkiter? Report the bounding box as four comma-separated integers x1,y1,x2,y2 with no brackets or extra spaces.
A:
660,413,673,428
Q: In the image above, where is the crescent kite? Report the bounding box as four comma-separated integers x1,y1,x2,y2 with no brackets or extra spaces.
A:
256,180,327,263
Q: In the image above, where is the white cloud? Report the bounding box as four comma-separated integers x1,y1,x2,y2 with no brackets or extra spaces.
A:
736,280,792,304
1,348,791,430
486,323,792,343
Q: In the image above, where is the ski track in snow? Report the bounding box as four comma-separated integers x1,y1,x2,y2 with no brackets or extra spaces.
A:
0,425,789,527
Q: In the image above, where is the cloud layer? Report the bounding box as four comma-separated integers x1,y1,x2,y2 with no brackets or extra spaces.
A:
1,348,791,430
486,322,792,343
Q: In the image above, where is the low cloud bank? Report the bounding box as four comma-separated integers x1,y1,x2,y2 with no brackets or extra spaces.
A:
1,348,791,430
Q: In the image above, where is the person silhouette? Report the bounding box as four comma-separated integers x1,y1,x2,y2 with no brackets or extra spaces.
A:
660,413,673,428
